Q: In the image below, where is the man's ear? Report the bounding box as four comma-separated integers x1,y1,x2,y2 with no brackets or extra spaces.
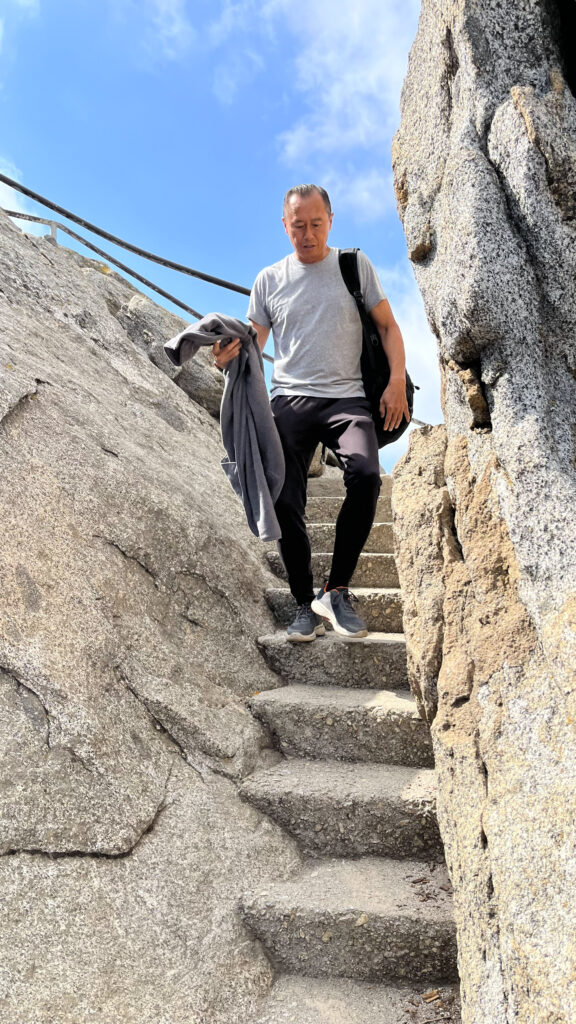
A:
282,217,288,235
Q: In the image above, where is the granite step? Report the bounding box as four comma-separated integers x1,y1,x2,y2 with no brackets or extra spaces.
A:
305,494,392,523
241,856,457,983
249,685,432,767
239,760,441,859
266,552,399,589
265,587,403,634
257,632,407,690
308,522,393,555
307,475,392,498
252,975,461,1024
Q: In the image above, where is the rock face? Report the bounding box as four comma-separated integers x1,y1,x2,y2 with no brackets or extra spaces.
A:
392,4,576,1024
0,209,302,1022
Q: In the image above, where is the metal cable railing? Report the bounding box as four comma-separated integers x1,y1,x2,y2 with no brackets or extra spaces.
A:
1,173,428,423
0,171,274,362
0,173,250,295
3,211,206,320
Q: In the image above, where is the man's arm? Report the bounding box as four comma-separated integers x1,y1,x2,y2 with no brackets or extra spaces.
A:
212,321,271,368
249,320,271,352
369,299,410,432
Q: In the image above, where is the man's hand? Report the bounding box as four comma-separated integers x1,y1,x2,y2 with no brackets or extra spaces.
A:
379,378,410,431
213,337,241,369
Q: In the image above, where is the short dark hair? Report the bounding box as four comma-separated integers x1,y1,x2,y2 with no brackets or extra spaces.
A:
283,184,332,216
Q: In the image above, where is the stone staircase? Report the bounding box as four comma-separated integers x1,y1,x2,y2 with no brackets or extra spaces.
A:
240,474,460,1024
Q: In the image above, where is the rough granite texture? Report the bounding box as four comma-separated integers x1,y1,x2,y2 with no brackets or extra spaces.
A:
264,586,404,633
392,3,576,1023
242,856,457,983
0,209,302,1022
257,632,408,690
240,760,442,859
249,683,433,766
266,550,400,588
252,976,461,1024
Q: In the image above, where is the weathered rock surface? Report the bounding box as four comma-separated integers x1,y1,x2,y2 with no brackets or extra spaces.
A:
242,857,457,983
251,975,460,1024
240,759,442,859
249,683,433,765
0,764,300,1024
257,631,408,690
393,4,576,1023
0,209,301,1021
266,550,400,588
264,585,403,633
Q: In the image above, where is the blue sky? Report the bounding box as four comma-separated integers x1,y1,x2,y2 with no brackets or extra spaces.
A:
0,0,441,470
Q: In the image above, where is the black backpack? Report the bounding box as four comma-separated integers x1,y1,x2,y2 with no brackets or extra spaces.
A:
338,248,415,449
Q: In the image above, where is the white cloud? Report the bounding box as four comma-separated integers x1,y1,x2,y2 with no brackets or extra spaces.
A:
0,0,39,57
2,0,39,10
323,168,395,222
208,0,261,47
267,0,420,225
0,0,40,16
268,0,420,160
108,0,196,62
212,47,264,104
148,0,195,60
202,0,421,224
206,2,270,102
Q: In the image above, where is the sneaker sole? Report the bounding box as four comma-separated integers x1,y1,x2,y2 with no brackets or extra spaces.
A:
287,624,326,643
310,598,368,639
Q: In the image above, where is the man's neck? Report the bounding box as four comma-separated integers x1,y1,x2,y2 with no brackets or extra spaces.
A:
293,245,332,265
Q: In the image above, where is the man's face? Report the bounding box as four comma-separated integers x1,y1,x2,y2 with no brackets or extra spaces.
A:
282,192,334,264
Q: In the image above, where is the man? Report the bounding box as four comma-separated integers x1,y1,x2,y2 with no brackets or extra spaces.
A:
213,184,409,641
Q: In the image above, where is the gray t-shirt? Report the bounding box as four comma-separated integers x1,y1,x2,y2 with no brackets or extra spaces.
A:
247,247,386,399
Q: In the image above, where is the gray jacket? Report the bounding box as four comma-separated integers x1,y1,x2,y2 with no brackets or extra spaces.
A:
164,314,285,542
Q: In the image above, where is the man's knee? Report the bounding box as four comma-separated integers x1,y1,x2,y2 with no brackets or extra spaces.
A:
344,458,381,494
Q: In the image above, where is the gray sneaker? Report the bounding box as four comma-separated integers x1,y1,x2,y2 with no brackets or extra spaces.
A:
286,603,326,642
311,587,368,638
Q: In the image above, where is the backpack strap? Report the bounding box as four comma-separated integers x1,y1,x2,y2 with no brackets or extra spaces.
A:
338,248,381,352
338,248,362,300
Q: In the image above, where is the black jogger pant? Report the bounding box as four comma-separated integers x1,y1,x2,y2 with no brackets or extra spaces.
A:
271,395,381,606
